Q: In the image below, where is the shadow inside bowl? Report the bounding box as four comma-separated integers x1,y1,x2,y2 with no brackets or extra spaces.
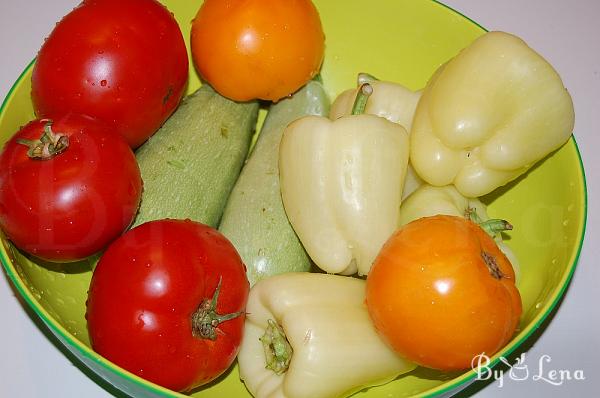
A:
19,249,99,274
480,146,560,208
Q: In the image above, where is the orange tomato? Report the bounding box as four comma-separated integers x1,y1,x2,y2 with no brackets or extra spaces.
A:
366,215,522,371
190,0,325,102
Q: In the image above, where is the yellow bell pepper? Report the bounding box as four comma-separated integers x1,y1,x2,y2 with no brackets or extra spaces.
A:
237,273,416,398
399,184,520,282
329,73,423,198
410,31,575,197
279,84,409,275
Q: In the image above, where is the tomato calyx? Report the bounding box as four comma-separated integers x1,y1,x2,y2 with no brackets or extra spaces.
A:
481,251,506,279
17,120,69,160
259,319,293,375
191,277,243,341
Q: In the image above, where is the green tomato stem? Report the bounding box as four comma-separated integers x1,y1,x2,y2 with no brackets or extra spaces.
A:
17,120,69,160
191,276,243,341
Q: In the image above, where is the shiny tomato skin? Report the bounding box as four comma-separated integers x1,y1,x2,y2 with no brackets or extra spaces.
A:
31,0,188,148
191,0,325,102
366,215,522,371
86,219,250,392
0,115,142,262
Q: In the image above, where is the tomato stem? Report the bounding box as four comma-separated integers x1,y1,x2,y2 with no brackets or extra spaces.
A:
351,83,373,115
260,319,293,375
191,276,243,340
16,120,69,160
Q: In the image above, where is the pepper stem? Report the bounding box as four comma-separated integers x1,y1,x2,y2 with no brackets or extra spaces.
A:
465,207,513,239
17,120,69,160
260,319,293,375
351,83,373,115
191,277,243,340
357,72,379,86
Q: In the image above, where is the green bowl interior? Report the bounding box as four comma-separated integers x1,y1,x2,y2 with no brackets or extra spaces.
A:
0,1,587,397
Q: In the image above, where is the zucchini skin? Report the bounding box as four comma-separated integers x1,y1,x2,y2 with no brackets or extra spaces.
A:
133,84,259,228
219,81,330,286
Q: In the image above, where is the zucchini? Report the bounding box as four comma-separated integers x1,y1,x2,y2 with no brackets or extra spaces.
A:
218,80,330,286
132,84,259,228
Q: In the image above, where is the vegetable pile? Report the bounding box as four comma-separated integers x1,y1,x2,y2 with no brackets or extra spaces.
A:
0,0,575,397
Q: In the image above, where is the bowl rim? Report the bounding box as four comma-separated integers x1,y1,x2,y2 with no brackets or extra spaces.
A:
0,1,589,397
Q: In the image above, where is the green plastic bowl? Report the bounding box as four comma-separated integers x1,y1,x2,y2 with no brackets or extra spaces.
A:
0,1,587,397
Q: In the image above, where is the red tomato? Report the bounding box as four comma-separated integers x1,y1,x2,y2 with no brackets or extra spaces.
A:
31,0,188,148
0,115,142,262
366,215,522,371
86,219,250,392
190,0,325,101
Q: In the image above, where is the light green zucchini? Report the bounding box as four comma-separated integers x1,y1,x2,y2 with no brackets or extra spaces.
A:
132,84,259,228
218,80,330,286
